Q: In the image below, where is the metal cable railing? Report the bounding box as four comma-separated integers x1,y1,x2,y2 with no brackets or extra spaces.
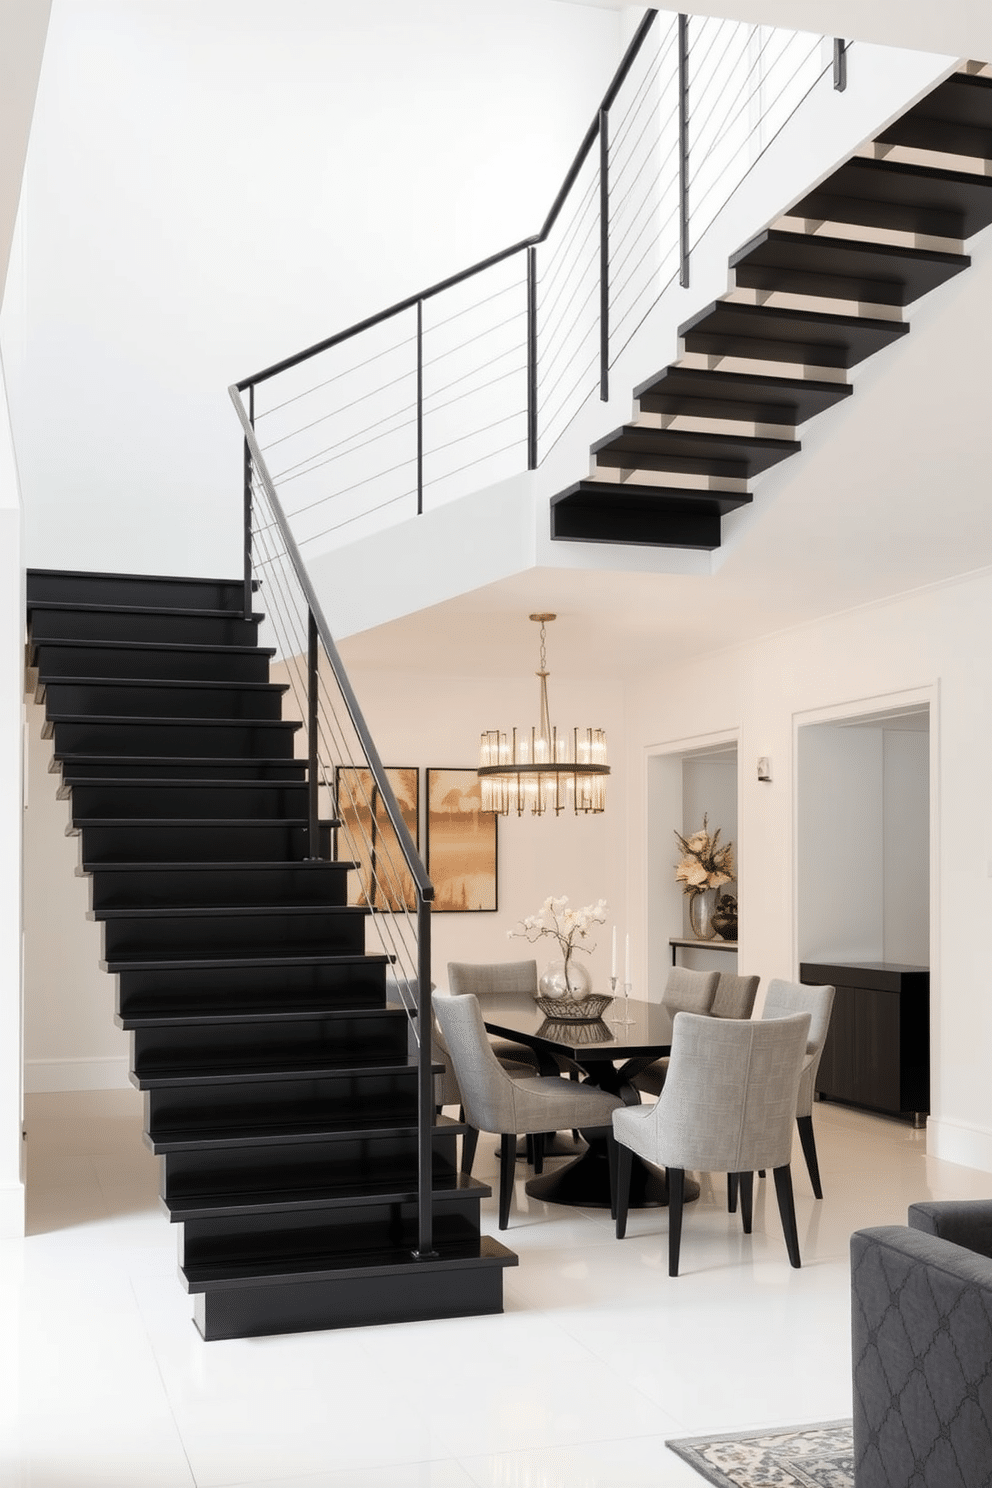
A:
233,11,845,551
232,388,437,1259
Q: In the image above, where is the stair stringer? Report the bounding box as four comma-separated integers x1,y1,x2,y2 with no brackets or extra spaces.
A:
300,42,958,643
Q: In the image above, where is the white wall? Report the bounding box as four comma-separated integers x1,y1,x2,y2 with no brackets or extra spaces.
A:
797,722,929,966
0,371,24,1234
21,696,129,1092
3,0,623,579
883,728,929,964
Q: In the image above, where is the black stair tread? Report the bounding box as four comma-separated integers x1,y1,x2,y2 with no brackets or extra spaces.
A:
120,1005,403,1030
26,564,256,588
27,599,265,622
791,156,992,240
181,1231,515,1293
55,756,308,780
39,674,288,697
134,1052,423,1087
551,480,751,516
592,423,798,476
94,903,358,920
679,299,908,368
634,365,852,424
76,816,335,827
166,1169,489,1223
118,988,392,1024
82,859,355,874
30,637,275,660
878,72,992,159
151,1111,461,1153
106,950,387,971
46,713,300,729
730,228,970,305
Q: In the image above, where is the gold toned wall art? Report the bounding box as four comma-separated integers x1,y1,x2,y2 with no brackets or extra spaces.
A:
426,768,498,912
335,766,419,911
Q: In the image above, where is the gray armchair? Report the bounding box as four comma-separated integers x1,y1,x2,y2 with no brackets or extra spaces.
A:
432,990,622,1229
613,1010,810,1275
851,1200,992,1487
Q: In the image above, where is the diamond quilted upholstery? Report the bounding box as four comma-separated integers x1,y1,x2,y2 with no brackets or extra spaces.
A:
851,1216,992,1487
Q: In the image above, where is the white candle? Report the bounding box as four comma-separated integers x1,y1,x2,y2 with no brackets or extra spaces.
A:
624,933,631,985
611,927,617,978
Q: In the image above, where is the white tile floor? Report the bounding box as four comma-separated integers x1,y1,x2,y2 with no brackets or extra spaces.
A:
3,1090,990,1488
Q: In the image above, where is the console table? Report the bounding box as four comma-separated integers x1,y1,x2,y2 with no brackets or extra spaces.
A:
670,937,738,965
800,960,929,1127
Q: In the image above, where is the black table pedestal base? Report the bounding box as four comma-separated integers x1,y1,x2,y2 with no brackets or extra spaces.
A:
524,1139,700,1210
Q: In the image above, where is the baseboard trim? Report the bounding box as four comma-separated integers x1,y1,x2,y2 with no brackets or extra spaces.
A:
927,1116,992,1177
0,1181,25,1237
24,1056,130,1093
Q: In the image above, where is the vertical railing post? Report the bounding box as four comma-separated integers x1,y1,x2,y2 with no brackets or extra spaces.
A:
306,610,321,860
414,896,437,1258
242,384,255,621
416,299,424,515
527,246,538,469
678,14,690,289
833,38,847,92
598,107,610,402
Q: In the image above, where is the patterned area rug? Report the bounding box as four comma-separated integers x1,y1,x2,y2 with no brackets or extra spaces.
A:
666,1420,853,1487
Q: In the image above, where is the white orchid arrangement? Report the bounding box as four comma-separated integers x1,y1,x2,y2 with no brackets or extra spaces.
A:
674,814,735,894
508,895,608,985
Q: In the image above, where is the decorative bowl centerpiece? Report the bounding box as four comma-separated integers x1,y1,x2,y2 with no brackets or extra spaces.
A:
535,993,613,1022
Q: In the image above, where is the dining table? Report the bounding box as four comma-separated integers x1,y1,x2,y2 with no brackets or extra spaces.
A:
481,991,699,1210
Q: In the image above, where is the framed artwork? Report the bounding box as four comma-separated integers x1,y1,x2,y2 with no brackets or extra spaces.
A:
426,767,498,912
335,766,419,911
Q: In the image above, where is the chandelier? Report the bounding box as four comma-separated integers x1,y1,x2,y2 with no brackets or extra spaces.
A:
478,613,609,816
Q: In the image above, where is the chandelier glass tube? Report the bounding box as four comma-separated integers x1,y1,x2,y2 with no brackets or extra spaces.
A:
478,615,609,816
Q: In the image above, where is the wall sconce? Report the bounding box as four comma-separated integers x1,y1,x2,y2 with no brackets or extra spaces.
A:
757,756,772,782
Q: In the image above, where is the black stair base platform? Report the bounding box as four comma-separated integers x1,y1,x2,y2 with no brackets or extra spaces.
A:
191,1238,517,1340
551,481,751,550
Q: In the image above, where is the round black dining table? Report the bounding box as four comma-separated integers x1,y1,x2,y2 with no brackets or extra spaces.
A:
481,991,698,1209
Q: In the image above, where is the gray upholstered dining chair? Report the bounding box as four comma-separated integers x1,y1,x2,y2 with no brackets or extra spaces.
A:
612,1010,811,1275
623,965,724,1097
446,960,543,1070
759,977,836,1198
433,990,623,1229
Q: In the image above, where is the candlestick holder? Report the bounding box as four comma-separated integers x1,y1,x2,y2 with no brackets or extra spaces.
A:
609,976,635,1024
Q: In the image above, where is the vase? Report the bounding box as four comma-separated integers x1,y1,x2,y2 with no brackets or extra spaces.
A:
538,958,593,1002
688,887,719,941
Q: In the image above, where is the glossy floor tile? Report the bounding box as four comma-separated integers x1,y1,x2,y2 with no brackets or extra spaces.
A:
3,1088,987,1487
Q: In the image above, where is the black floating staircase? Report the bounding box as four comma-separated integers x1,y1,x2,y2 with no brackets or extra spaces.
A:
26,568,515,1340
552,68,992,550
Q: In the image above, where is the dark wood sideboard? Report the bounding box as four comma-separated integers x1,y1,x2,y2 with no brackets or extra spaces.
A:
799,961,930,1127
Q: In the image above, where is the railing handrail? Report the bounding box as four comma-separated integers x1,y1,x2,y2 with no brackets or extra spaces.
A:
235,7,659,394
229,385,434,905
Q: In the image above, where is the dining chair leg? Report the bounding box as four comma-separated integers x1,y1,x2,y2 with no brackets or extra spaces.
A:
606,1130,619,1219
727,1173,739,1212
461,1125,479,1176
773,1164,802,1268
738,1171,754,1234
614,1142,633,1239
668,1167,685,1277
797,1115,823,1198
532,1133,545,1175
498,1133,517,1230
